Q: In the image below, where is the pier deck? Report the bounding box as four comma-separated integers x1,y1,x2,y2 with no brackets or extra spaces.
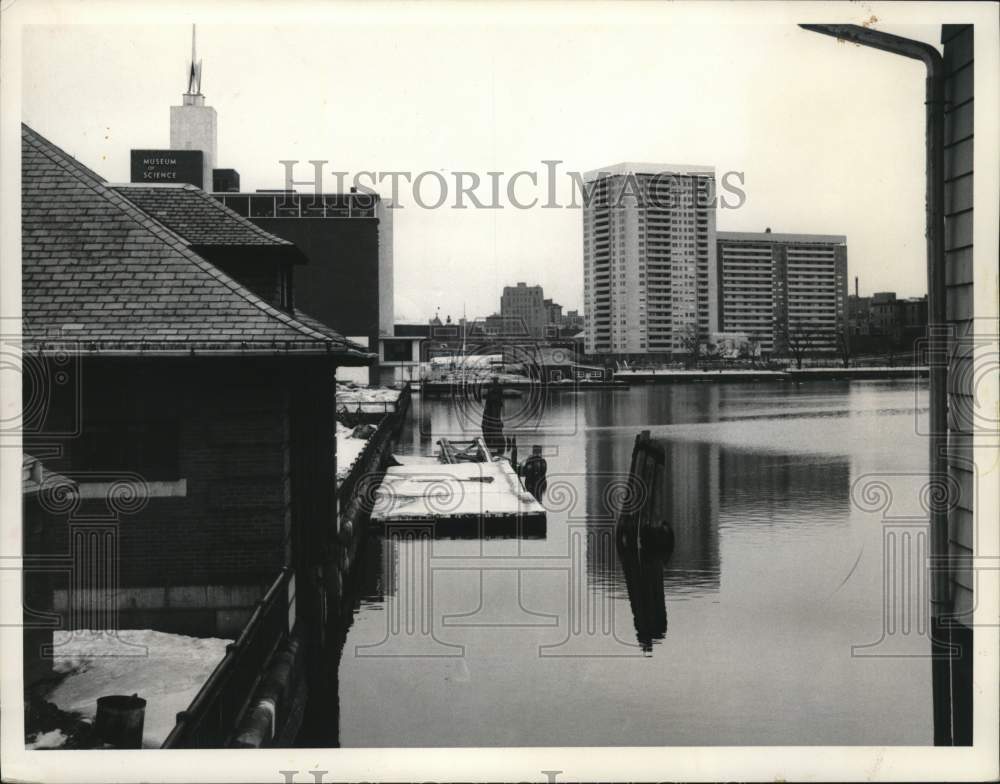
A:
371,457,546,537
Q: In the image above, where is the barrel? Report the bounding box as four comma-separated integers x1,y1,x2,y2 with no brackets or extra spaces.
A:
95,694,146,748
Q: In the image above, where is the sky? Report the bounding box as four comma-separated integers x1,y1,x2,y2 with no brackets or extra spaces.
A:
22,12,940,323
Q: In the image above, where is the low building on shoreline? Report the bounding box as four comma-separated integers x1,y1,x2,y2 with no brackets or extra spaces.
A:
21,123,372,657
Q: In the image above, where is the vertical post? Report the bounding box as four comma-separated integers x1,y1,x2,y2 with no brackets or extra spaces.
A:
289,357,338,713
925,57,956,748
926,55,949,628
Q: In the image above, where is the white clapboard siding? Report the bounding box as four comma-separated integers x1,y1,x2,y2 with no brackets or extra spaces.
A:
941,24,975,625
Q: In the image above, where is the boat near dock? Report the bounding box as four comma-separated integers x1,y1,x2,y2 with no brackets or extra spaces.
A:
370,438,546,538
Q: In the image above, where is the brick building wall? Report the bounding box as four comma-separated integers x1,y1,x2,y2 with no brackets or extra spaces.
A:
37,357,328,636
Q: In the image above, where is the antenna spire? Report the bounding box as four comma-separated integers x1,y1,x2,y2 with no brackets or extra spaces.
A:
186,24,202,96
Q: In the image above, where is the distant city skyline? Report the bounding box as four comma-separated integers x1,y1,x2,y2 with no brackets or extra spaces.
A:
22,16,938,322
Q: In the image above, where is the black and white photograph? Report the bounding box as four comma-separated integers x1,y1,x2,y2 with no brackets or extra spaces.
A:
1,1,998,781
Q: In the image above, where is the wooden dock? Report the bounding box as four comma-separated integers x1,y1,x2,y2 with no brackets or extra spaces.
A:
370,454,546,538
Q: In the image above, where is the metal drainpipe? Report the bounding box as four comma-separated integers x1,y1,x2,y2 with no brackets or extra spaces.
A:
800,23,953,742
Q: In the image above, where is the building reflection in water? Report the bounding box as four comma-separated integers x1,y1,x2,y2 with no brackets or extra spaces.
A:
718,449,851,528
584,430,722,597
584,396,851,652
659,438,721,592
364,387,853,658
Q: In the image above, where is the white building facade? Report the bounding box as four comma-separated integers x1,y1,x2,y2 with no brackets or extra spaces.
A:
582,163,717,356
169,29,217,190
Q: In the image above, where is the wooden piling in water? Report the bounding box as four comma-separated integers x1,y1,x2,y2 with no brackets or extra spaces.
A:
615,430,667,552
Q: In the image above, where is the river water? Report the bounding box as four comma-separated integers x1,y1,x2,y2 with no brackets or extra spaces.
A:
337,380,933,746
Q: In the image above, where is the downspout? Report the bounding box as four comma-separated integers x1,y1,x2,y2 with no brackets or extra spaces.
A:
799,23,951,740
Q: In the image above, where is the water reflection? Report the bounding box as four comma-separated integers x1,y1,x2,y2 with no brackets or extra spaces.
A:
585,431,722,597
338,381,932,746
607,438,852,652
583,383,854,651
617,538,668,653
719,450,851,529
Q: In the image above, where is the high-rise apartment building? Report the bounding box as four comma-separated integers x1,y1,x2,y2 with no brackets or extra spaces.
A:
716,230,848,355
582,163,717,356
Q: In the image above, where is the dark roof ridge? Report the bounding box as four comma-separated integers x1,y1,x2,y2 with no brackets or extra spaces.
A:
20,122,108,185
21,125,353,349
113,181,296,249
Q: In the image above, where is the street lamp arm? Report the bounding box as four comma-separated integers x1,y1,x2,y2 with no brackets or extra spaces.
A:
798,24,943,73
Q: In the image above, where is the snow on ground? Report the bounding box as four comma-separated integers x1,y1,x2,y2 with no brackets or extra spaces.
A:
336,421,376,482
26,728,68,750
337,382,401,405
46,629,230,749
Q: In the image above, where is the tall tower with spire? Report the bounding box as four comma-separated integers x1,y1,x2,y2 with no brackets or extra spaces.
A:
170,25,217,189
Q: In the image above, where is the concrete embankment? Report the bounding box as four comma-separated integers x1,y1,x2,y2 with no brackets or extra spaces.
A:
616,367,928,383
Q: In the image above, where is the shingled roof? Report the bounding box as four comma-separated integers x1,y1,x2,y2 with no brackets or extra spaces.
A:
112,183,306,262
21,124,372,361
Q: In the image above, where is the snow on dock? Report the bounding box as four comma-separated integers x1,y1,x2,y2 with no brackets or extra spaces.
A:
371,458,546,536
337,383,403,411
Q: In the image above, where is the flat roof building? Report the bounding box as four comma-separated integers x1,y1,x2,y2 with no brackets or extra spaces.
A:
716,230,848,356
213,191,394,384
501,282,547,338
582,163,717,357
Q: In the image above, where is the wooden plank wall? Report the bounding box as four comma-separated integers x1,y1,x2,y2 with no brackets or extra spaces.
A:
941,24,974,626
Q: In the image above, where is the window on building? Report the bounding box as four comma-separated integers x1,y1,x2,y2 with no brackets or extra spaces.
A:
250,196,277,218
383,340,413,363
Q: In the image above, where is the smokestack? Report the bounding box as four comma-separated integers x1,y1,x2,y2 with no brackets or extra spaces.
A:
855,276,859,297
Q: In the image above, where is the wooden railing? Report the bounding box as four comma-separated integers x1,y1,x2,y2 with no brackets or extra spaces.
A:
161,567,292,748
